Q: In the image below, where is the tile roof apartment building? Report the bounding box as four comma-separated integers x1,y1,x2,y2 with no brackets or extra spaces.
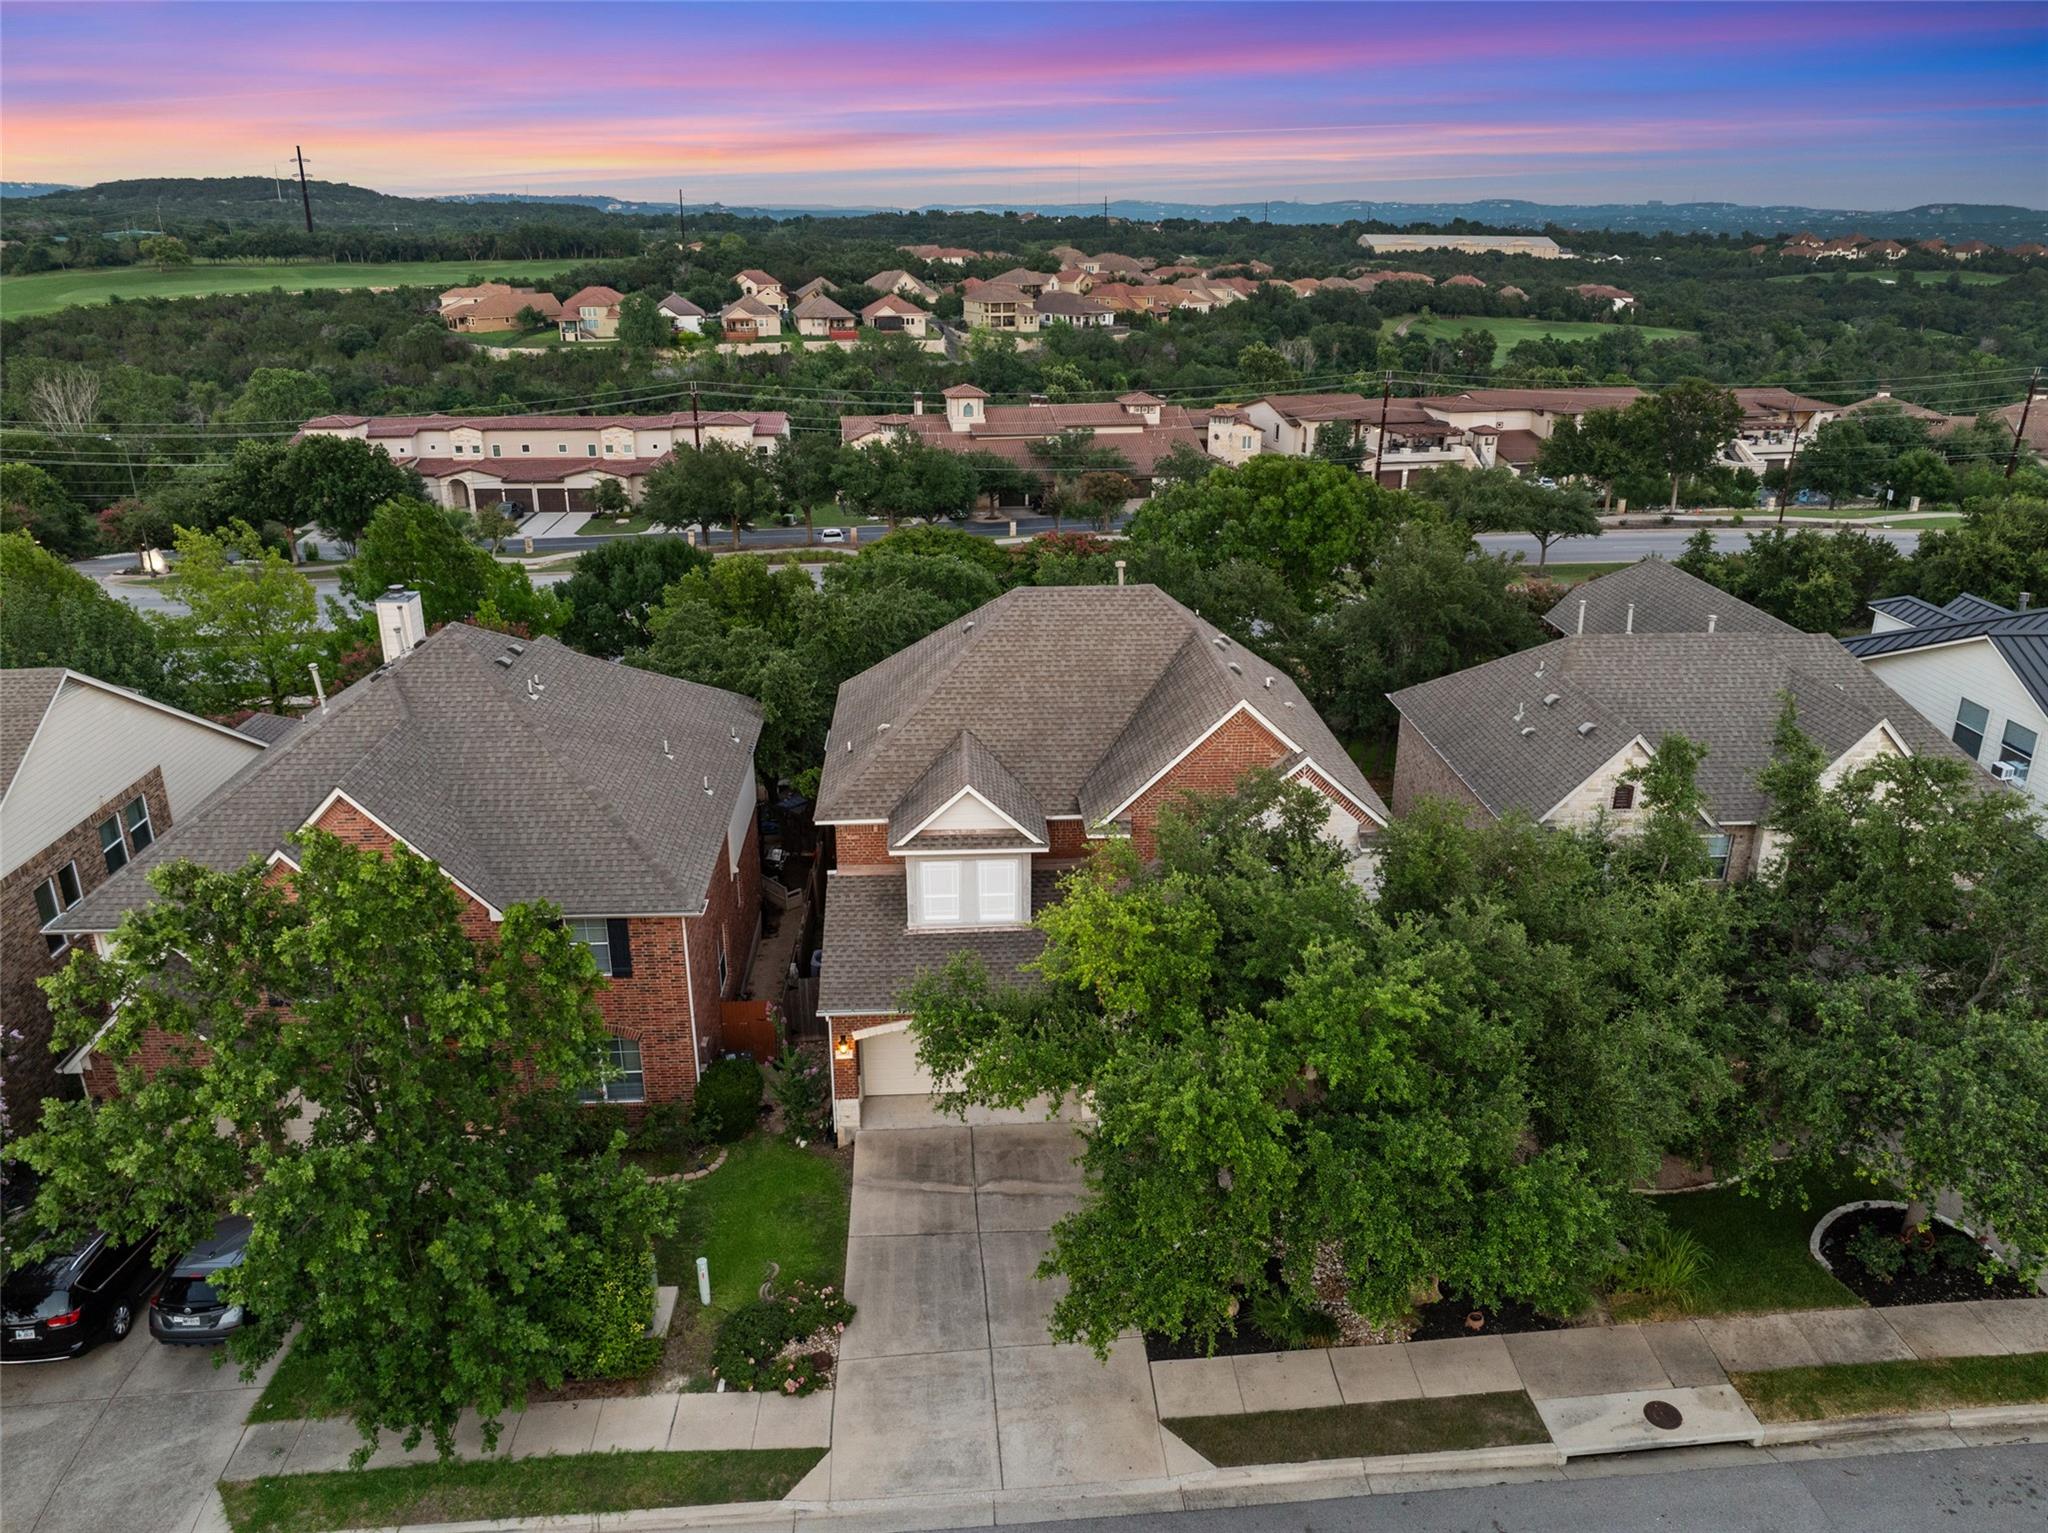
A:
296,410,788,516
46,598,766,1112
839,386,1206,489
2,669,271,1128
812,584,1388,1139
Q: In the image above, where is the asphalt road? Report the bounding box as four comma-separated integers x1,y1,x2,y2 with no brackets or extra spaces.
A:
1018,1442,2047,1533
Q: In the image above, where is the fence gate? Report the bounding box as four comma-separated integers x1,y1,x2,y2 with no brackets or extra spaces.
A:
719,999,780,1063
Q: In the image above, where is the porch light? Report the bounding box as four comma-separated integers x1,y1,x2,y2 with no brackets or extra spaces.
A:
834,1036,855,1061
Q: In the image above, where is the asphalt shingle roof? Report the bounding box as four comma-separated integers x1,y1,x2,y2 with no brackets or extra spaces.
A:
1544,560,1802,638
0,668,65,799
817,867,1058,1014
891,730,1048,847
56,626,761,932
815,585,1386,830
1389,632,1977,825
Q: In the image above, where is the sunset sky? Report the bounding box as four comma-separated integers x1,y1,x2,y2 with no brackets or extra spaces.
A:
4,1,2045,210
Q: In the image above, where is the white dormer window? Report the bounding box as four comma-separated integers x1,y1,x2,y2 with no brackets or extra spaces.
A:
920,861,961,923
908,855,1028,928
977,859,1019,923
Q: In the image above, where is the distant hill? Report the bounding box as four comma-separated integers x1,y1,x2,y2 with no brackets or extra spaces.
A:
0,181,75,199
0,177,665,233
442,192,904,219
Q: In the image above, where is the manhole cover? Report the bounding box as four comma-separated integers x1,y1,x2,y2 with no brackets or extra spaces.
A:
1643,1399,1684,1430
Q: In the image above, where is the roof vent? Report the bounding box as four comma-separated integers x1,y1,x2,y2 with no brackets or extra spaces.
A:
964,620,975,631
493,654,515,668
662,738,674,760
729,725,741,745
1212,635,1227,649
1263,676,1274,689
1577,721,1596,736
703,775,714,796
505,642,526,656
877,722,890,732
1226,661,1242,674
845,740,853,753
1543,692,1561,707
1520,725,1536,737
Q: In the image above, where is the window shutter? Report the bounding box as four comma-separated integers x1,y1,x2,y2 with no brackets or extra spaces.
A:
606,919,633,978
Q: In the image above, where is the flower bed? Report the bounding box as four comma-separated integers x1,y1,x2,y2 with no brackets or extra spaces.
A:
709,1280,854,1395
1814,1202,2037,1307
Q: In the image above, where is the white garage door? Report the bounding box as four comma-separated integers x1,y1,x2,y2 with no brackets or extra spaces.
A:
860,1030,936,1096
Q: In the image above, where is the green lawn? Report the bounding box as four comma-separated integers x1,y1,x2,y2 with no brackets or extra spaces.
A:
464,327,569,351
247,1338,350,1424
1767,269,2008,287
1732,1353,2048,1424
217,1447,824,1533
1,259,578,320
1611,1168,1877,1323
1518,560,1632,586
1167,1393,1548,1468
1382,313,1696,351
656,1136,852,1385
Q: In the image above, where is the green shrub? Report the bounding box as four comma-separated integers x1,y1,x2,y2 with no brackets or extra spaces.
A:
559,1247,660,1380
1845,1221,1906,1283
691,1057,764,1144
1617,1225,1711,1311
770,1045,832,1143
710,1280,855,1394
1247,1291,1340,1349
631,1100,700,1157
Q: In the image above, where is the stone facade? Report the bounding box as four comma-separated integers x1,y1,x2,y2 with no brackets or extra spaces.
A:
4,768,172,1130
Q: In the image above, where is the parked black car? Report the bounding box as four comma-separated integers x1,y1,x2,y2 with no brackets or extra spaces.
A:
149,1216,252,1346
2,1227,165,1362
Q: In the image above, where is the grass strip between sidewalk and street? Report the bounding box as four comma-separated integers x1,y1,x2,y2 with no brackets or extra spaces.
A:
1165,1390,1548,1467
217,1446,825,1533
1731,1351,2048,1423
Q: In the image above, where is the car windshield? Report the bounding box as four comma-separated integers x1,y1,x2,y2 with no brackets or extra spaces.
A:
159,1275,224,1308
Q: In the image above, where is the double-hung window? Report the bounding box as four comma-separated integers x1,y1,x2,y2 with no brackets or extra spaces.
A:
976,859,1020,923
1999,721,2037,783
569,918,633,979
1701,833,1733,881
579,1036,645,1104
123,796,153,853
1953,697,1989,759
98,816,128,874
920,861,962,924
32,862,82,955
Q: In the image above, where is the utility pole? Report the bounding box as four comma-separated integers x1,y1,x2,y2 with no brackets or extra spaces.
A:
677,189,687,241
1775,410,1804,526
2006,368,2040,480
1367,371,1393,486
294,145,314,233
690,381,703,450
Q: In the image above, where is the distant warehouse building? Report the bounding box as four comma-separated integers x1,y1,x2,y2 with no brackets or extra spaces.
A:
1359,233,1565,259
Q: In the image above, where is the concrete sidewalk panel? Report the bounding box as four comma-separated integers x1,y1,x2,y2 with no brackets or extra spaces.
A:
220,1420,303,1481
509,1399,601,1459
829,1350,998,1500
282,1414,372,1473
1790,1307,1916,1366
594,1394,680,1453
1328,1344,1422,1404
1506,1327,1669,1400
0,1401,105,1532
1232,1350,1341,1412
1882,1301,2010,1360
1697,1313,1823,1374
1150,1356,1243,1418
671,1393,761,1451
991,1338,1165,1489
752,1390,833,1449
1404,1335,1520,1398
848,1183,979,1237
1969,1298,2048,1355
840,1231,989,1359
853,1126,972,1189
1160,1425,1215,1476
1640,1321,1728,1387
979,1228,1066,1349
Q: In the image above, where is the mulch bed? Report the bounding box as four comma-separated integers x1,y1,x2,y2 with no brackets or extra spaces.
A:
1145,1316,1299,1362
1409,1293,1572,1342
1817,1206,2037,1308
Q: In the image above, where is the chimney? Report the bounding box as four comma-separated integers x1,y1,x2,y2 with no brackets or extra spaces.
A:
1115,559,1127,586
1707,613,1718,633
1029,393,1049,407
1625,602,1636,634
1576,599,1587,635
374,587,425,665
2020,591,2033,611
912,391,924,416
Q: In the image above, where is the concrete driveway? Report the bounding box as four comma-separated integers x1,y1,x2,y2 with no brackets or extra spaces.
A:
828,1121,1168,1501
1,1328,279,1533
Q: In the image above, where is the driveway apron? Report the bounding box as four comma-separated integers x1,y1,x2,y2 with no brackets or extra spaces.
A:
831,1119,1165,1500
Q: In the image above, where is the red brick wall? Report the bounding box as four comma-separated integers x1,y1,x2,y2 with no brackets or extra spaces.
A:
685,816,762,1064
1045,818,1092,858
832,823,890,868
5,769,173,1122
1390,715,1491,822
1126,708,1292,858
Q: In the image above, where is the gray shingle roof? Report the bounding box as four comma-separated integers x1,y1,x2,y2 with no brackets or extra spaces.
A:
815,585,1386,830
1389,632,1978,825
1843,609,2048,714
234,712,300,745
0,668,65,799
55,625,761,932
1544,560,1800,638
817,867,1057,1014
891,730,1047,847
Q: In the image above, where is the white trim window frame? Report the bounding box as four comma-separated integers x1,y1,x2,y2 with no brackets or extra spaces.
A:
918,859,963,925
976,858,1020,923
122,796,154,853
568,918,614,977
33,860,83,955
579,1035,645,1104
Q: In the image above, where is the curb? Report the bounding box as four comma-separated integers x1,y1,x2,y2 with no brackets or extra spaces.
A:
1752,1401,2048,1447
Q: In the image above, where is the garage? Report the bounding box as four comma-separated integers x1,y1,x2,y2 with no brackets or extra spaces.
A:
859,1028,936,1097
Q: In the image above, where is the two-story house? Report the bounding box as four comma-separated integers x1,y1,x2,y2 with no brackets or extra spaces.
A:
1388,630,1981,883
866,270,940,303
860,294,933,338
720,296,785,344
2,670,271,1129
734,270,787,307
557,285,625,342
49,597,765,1112
1844,593,2046,812
813,584,1388,1139
792,293,859,340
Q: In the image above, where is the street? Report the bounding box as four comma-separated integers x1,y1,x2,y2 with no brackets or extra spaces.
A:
1019,1442,2047,1533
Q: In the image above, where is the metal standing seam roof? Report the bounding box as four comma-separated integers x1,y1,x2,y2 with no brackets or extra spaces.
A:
1543,560,1803,638
815,585,1387,831
53,626,762,934
1865,594,1952,628
1843,610,2048,715
1388,632,1979,826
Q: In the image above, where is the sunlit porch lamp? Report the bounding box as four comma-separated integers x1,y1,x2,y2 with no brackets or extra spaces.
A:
834,1035,855,1061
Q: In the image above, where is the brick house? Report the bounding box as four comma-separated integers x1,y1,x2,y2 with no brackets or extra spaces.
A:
812,585,1388,1140
49,599,764,1113
1387,630,1983,883
2,669,270,1132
